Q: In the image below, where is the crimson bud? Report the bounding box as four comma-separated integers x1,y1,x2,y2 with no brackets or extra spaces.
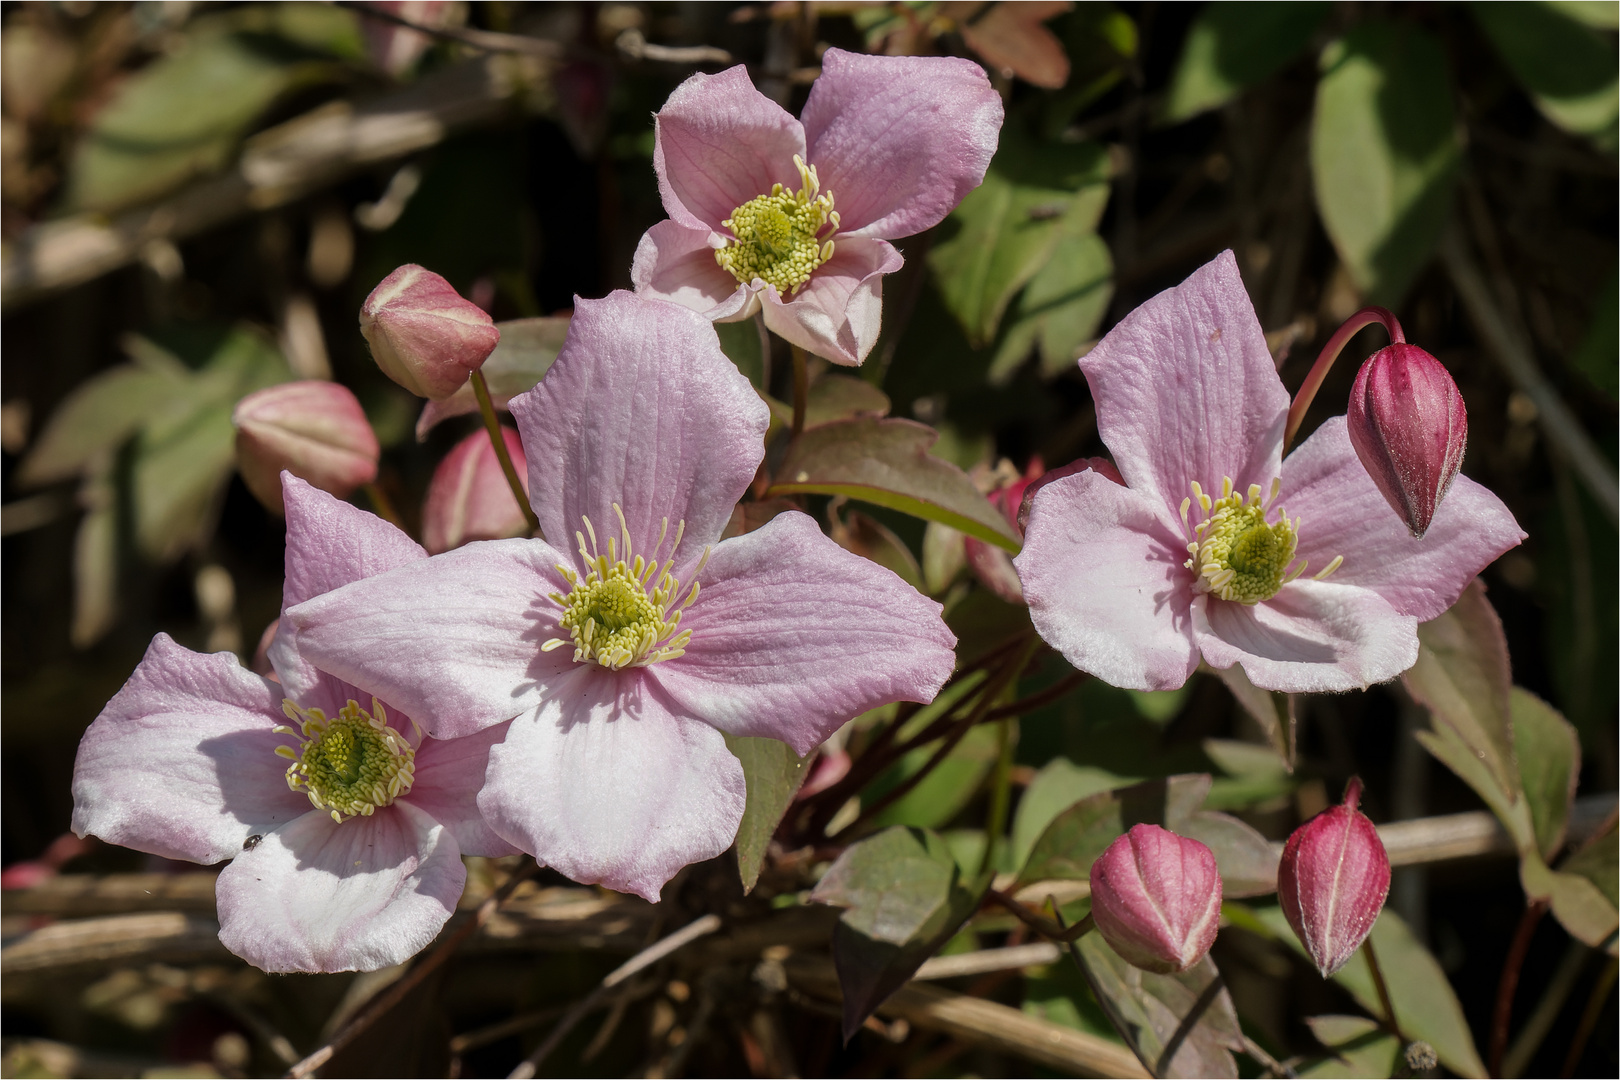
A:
233,381,379,515
1088,823,1223,974
421,427,531,554
359,264,500,400
1278,777,1391,977
1347,343,1467,538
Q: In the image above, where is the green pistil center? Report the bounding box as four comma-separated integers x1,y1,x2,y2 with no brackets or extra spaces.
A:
275,698,415,823
1181,477,1341,605
715,154,839,296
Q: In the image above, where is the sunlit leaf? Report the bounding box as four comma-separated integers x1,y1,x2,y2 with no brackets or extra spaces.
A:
989,230,1113,385
1161,2,1330,122
863,720,1003,831
1299,1015,1401,1079
1511,687,1581,860
1010,759,1136,870
961,2,1073,90
17,364,189,487
1472,2,1619,148
415,317,571,439
1072,940,1243,1078
726,734,809,894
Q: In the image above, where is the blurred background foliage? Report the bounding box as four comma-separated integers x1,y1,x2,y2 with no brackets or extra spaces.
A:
0,2,1615,1077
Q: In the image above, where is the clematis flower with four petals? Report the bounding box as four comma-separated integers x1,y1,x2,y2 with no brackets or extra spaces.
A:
1015,251,1525,694
288,292,959,901
71,475,516,973
632,48,1003,366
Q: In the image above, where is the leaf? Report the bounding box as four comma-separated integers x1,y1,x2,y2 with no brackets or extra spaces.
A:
828,505,923,592
961,2,1073,90
1073,940,1244,1078
415,317,571,439
1311,21,1463,304
768,417,1021,551
1299,1015,1401,1079
1472,2,1619,147
1161,2,1330,122
726,735,810,894
1561,813,1620,909
17,364,190,486
989,230,1113,385
929,132,1111,346
1545,0,1620,30
1202,738,1295,812
714,315,766,389
1521,849,1620,952
863,720,1003,831
1511,687,1581,860
805,374,891,427
71,457,119,649
811,827,984,1039
1213,663,1293,767
1010,759,1136,871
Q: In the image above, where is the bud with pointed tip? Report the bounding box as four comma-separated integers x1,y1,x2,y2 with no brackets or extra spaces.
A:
233,381,380,515
1278,777,1391,977
1088,823,1223,974
422,427,531,554
359,264,500,400
1347,343,1467,538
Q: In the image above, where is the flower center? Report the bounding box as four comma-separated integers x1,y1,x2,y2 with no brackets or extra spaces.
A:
714,154,840,296
543,504,708,670
275,698,415,823
1180,477,1343,604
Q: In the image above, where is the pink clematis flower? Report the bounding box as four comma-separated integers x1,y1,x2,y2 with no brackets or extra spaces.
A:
71,475,515,973
287,292,958,901
1014,252,1525,693
632,49,1002,366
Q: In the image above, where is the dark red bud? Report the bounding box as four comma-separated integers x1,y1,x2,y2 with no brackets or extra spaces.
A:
1088,823,1223,974
1347,343,1467,538
1278,777,1391,977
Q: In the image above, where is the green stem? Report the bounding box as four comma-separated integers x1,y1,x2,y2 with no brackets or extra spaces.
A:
1363,935,1408,1045
978,717,1016,880
1054,905,1157,1078
362,481,405,531
790,344,809,439
470,368,540,538
1283,306,1404,450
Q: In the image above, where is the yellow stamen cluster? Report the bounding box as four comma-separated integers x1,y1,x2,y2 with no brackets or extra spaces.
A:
275,698,415,824
1179,477,1343,604
714,154,839,296
543,504,708,670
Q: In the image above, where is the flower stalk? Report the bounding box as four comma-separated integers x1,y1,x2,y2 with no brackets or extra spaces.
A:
470,368,540,538
790,343,810,438
1284,306,1404,449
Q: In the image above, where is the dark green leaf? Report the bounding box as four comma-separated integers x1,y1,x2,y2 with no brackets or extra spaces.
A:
1299,1015,1401,1079
714,317,765,389
1010,759,1136,870
989,230,1113,385
1511,687,1581,860
863,719,1003,831
725,735,809,894
1161,2,1330,122
1472,2,1619,147
1213,663,1293,767
1073,940,1243,1078
416,316,571,439
1521,847,1619,951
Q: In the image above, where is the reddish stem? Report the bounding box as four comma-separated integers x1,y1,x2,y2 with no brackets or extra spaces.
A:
1491,897,1550,1078
1283,306,1404,450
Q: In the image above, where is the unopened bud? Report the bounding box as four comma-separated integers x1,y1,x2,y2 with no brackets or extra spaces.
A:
233,381,379,515
1278,777,1390,977
359,264,500,400
421,427,530,554
1347,343,1467,538
1088,823,1222,974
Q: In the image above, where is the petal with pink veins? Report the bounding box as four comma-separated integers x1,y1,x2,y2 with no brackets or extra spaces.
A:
404,722,520,858
510,292,769,564
652,511,956,756
631,220,754,320
1282,417,1525,622
478,666,745,902
1014,468,1200,691
653,65,806,232
215,801,465,973
760,235,903,366
1193,580,1419,693
71,635,308,864
1081,250,1287,517
802,49,1003,240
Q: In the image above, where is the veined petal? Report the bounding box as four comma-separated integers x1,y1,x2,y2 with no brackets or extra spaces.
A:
1014,468,1200,691
71,635,308,864
404,722,520,858
1081,250,1287,518
215,801,464,973
802,49,1002,240
652,511,956,757
510,292,769,564
1194,580,1419,693
1283,417,1525,621
654,65,806,232
760,235,903,366
631,219,754,320
287,539,575,739
479,666,745,902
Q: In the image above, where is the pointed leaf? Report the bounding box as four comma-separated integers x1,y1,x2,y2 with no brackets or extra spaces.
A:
1162,2,1330,122
1214,663,1293,767
17,364,190,487
1521,848,1619,952
989,229,1113,385
1511,687,1581,860
726,735,810,894
1011,759,1136,871
1073,940,1243,1078
1472,2,1619,147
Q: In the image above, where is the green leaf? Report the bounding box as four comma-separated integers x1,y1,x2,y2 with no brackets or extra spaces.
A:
1212,663,1293,767
1202,738,1296,812
1073,940,1244,1078
17,364,190,486
1544,0,1620,30
1472,2,1619,147
1161,2,1330,122
725,735,810,894
70,458,119,649
767,417,1021,551
1561,813,1620,909
1521,847,1620,951
1311,22,1463,304
863,720,1003,831
1010,759,1136,871
989,231,1113,385
1299,1015,1401,1079
1511,687,1581,860
714,318,765,390
415,317,571,439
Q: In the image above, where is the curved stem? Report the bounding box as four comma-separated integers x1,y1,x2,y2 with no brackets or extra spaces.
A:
1283,306,1404,450
1490,897,1549,1077
470,368,540,538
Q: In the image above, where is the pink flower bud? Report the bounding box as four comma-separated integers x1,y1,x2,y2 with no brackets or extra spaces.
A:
1278,777,1390,977
421,427,530,554
233,381,380,515
359,264,500,400
1347,343,1467,538
1088,823,1223,974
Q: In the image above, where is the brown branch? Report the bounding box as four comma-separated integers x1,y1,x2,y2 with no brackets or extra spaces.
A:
1489,897,1549,1079
337,2,562,57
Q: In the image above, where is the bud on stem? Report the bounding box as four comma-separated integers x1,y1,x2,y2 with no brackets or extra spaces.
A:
1088,823,1222,974
1347,343,1468,538
1278,777,1391,978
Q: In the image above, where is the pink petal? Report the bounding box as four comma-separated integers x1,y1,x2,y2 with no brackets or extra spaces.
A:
404,722,520,858
215,801,465,973
1282,417,1525,621
653,65,806,232
1014,468,1200,691
760,235,903,366
652,511,956,756
631,219,755,321
71,635,308,864
1081,250,1287,520
509,292,769,565
1194,581,1419,693
287,539,575,739
478,666,745,902
802,49,1003,239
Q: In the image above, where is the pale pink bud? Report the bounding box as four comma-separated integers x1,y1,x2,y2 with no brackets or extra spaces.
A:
359,264,500,400
421,427,530,554
233,381,380,515
1278,777,1391,977
1347,343,1467,538
1088,823,1222,974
